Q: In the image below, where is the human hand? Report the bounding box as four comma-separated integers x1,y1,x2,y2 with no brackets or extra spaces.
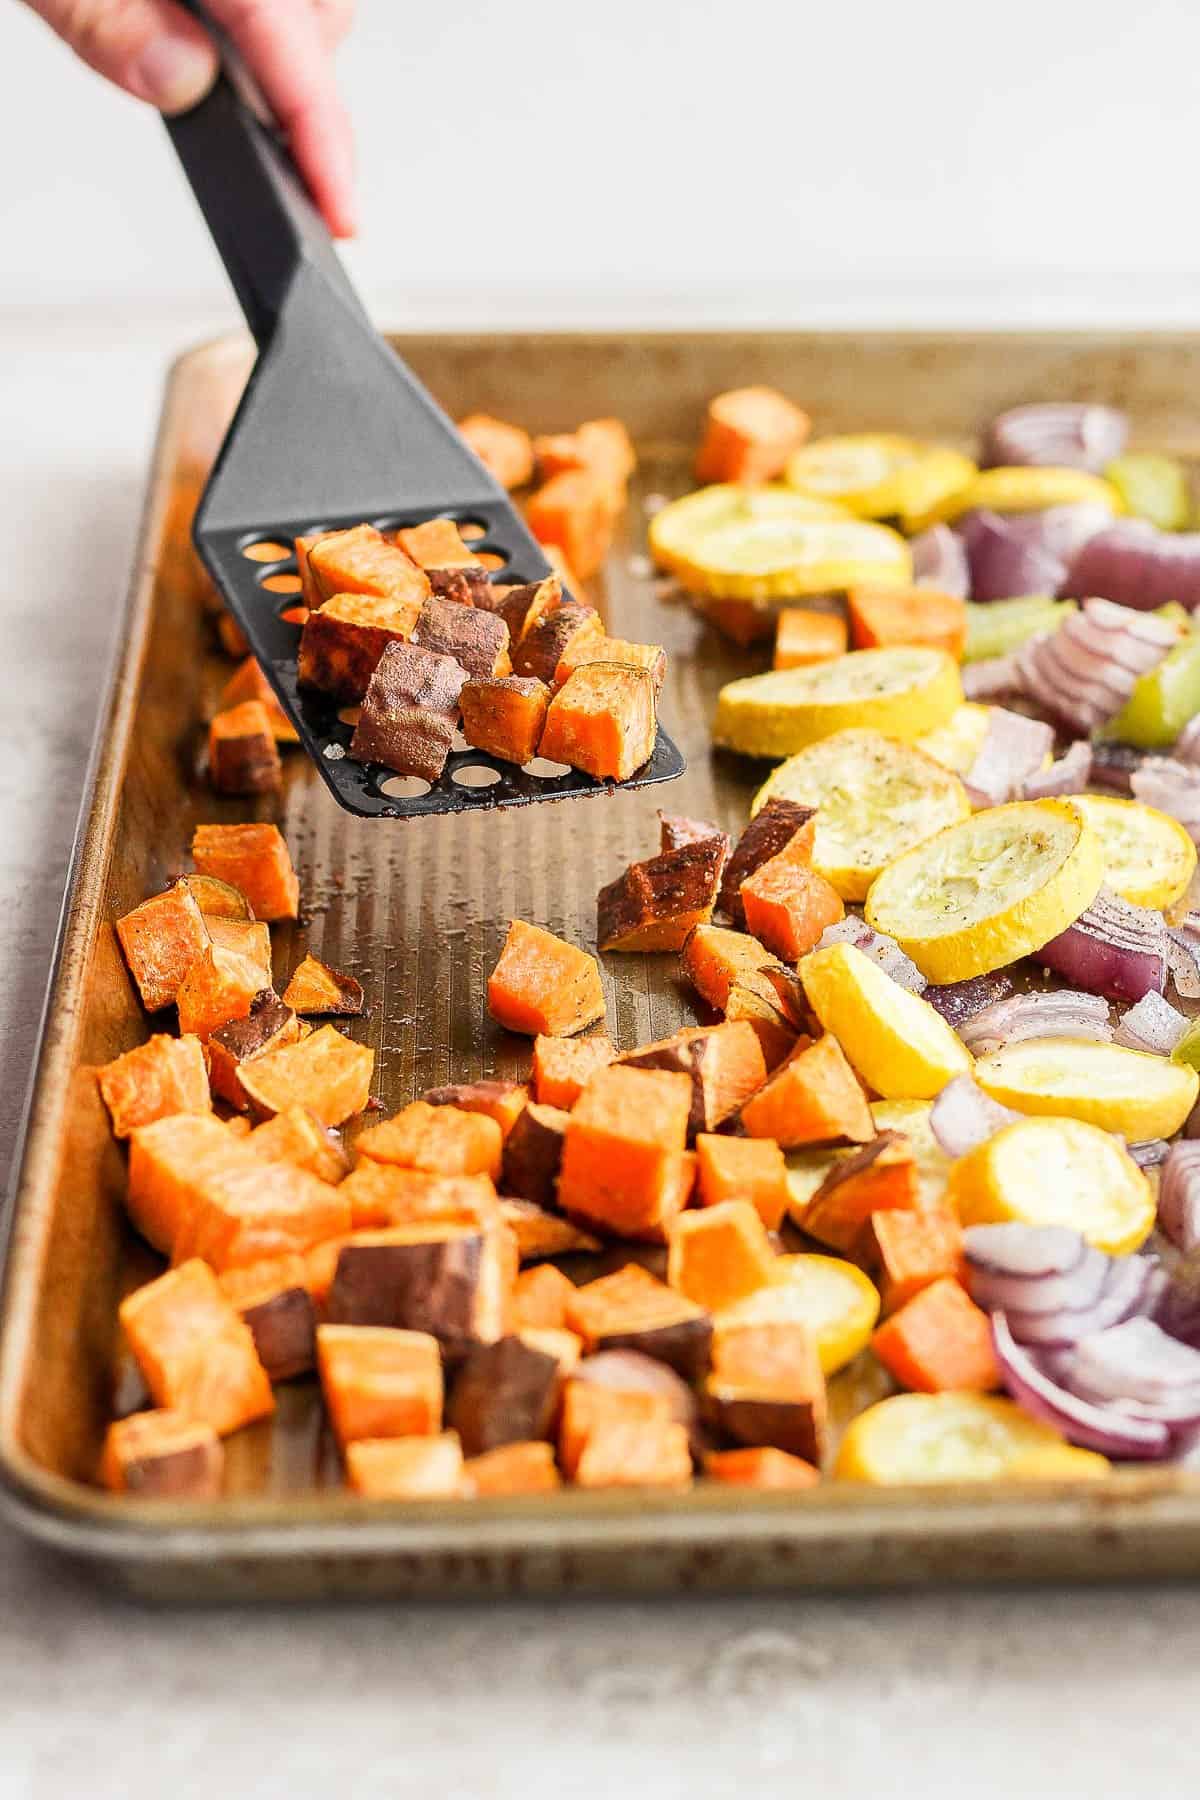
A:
22,1,357,235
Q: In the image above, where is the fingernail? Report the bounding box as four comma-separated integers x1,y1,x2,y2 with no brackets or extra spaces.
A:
131,33,217,115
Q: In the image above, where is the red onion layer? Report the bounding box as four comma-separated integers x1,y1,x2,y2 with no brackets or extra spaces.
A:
1016,599,1176,736
929,1075,1020,1159
992,1313,1170,1458
1020,739,1092,800
964,707,1055,809
1065,520,1200,613
956,989,1112,1056
910,523,970,599
1158,1143,1200,1254
815,916,926,993
1112,991,1188,1055
1131,757,1200,845
1035,885,1167,1004
981,404,1128,474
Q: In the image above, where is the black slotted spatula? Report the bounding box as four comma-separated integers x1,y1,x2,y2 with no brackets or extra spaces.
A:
164,18,684,820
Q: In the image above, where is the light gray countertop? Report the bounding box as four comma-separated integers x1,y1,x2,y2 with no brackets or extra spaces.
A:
4,314,1200,1799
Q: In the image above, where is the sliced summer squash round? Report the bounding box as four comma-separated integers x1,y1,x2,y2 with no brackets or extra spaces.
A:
863,798,1104,983
870,1100,951,1212
909,466,1122,533
717,1252,880,1376
749,729,970,901
799,941,973,1100
914,703,993,776
972,1036,1199,1143
672,516,912,602
784,434,976,531
835,1392,1094,1484
946,1113,1157,1255
1069,793,1196,910
647,483,848,579
713,647,962,760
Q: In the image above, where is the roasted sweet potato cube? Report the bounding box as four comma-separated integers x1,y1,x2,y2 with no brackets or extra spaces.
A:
597,838,724,953
740,1034,873,1150
237,1024,375,1126
695,1134,790,1231
667,1201,776,1313
325,1221,509,1347
447,1334,562,1455
206,917,272,979
219,656,299,743
486,574,563,644
509,601,600,685
457,414,535,490
620,1022,766,1141
498,1198,600,1262
571,1348,700,1443
127,1113,252,1254
216,610,250,657
680,923,794,1019
119,1259,274,1435
116,880,211,1012
539,662,657,783
695,386,810,485
97,1033,210,1138
427,564,494,606
519,1326,582,1372
411,596,510,679
871,1277,1000,1394
531,1034,615,1110
859,1207,965,1316
488,919,606,1038
558,1380,673,1480
298,592,422,702
349,640,468,780
801,1131,921,1254
420,1079,528,1140
176,945,268,1042
207,993,301,1109
219,1255,317,1380
724,984,802,1071
345,1432,464,1498
719,799,817,926
459,674,549,764
512,1263,577,1330
317,1323,443,1445
574,1419,693,1489
247,1104,348,1182
192,822,300,922
172,1155,351,1272
340,1162,499,1231
395,518,482,570
357,1100,503,1181
848,586,967,660
307,523,430,607
282,952,364,1016
696,597,776,646
207,701,282,796
740,842,845,962
99,1409,224,1498
705,1319,827,1463
704,1446,820,1489
534,418,636,495
557,1066,693,1240
462,1440,560,1495
564,1263,711,1379
526,469,619,580
774,608,848,671
659,811,727,856
554,633,666,695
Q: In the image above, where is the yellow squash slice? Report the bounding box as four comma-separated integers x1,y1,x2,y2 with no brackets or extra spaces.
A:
909,465,1121,533
676,518,911,602
870,1100,952,1212
751,728,970,901
947,1113,1156,1254
914,703,993,777
835,1392,1096,1484
973,1036,1199,1143
713,647,962,760
799,941,973,1100
863,798,1104,983
1071,793,1197,911
784,434,977,531
716,1252,880,1377
647,484,847,579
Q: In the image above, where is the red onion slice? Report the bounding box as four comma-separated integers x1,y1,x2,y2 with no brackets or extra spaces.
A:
815,916,926,993
956,989,1112,1056
929,1075,1021,1159
1174,716,1200,767
1090,741,1146,794
1001,1255,1155,1348
1035,886,1167,1003
962,652,1026,702
963,1222,1088,1282
958,509,1070,604
1112,991,1188,1055
1127,1139,1171,1169
1066,521,1200,613
1020,739,1092,801
925,971,1015,1030
992,1313,1169,1458
1158,1143,1200,1253
1069,1318,1200,1421
910,523,970,599
1131,758,1200,845
1165,931,1200,1001
982,404,1129,473
1015,600,1176,736
964,707,1056,809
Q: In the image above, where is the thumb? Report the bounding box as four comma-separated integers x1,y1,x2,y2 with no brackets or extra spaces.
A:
25,0,219,114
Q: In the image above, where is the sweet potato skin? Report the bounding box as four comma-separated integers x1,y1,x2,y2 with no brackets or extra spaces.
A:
298,592,421,702
597,839,724,953
564,1263,712,1380
219,1258,318,1380
499,1198,600,1262
207,700,283,795
207,994,301,1109
421,1079,529,1140
447,1334,562,1455
719,799,817,926
99,1409,224,1498
324,1223,509,1348
510,602,601,685
349,640,468,780
500,1101,569,1208
411,597,510,680
98,1033,210,1138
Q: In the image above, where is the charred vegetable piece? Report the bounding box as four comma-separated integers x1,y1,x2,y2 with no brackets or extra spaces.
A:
99,1409,224,1498
297,592,422,702
499,1197,600,1262
667,1200,776,1312
695,387,810,485
120,1259,274,1435
208,701,283,795
800,1131,920,1254
558,1065,693,1240
427,564,494,606
349,641,469,781
116,880,211,1012
719,799,817,925
740,1034,874,1150
207,993,302,1109
457,413,535,491
317,1324,443,1445
500,1102,570,1209
510,601,601,684
218,1255,317,1380
597,837,725,952
325,1222,509,1348
539,661,658,783
98,1033,210,1138
526,469,619,580
357,1100,502,1181
462,1441,561,1495
564,1263,712,1379
705,1320,827,1464
695,1133,790,1231
306,524,430,607
421,1079,528,1140
345,1432,465,1498
281,953,364,1016
620,1021,767,1140
459,674,549,764
659,811,727,856
483,575,563,643
531,1034,615,1110
488,918,606,1037
410,596,510,679
237,1023,374,1126
447,1334,563,1455
554,634,666,694
192,822,300,923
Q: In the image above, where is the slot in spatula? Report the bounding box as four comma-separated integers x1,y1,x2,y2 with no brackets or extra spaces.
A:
164,16,684,819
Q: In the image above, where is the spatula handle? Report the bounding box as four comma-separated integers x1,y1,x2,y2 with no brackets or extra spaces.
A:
163,3,365,347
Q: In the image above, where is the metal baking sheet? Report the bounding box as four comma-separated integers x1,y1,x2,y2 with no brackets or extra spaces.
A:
5,330,1200,1601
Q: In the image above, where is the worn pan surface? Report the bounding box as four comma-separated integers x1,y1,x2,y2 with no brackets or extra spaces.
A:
5,330,1200,1602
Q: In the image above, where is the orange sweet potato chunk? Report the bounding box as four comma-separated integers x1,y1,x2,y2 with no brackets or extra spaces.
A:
172,1156,351,1273
695,386,810,485
127,1113,251,1255
237,1024,375,1126
774,608,848,671
871,1277,1001,1393
563,1263,711,1377
395,518,483,571
339,1162,498,1231
512,1262,577,1331
317,1323,443,1446
574,1419,693,1489
532,1033,615,1109
345,1432,465,1498
487,919,606,1038
558,1379,672,1479
192,823,300,922
706,1320,827,1463
848,586,967,661
740,1034,873,1149
538,663,657,783
208,701,283,796
619,1021,767,1139
739,842,845,962
307,524,431,607
679,923,793,1018
218,1253,317,1380
298,592,422,703
666,1200,776,1313
558,1066,693,1240
694,1133,790,1231
97,1033,210,1138
356,1101,503,1181
116,880,211,1012
282,953,364,1016
463,1440,561,1495
176,944,268,1042
861,1207,965,1316
119,1259,275,1436
99,1409,225,1498
526,469,619,580
553,634,666,694
597,840,724,953
421,1079,528,1140
704,1446,820,1489
534,419,636,495
459,674,549,764
206,917,272,979
219,656,299,743
246,1104,349,1184
458,413,535,491
498,1199,601,1263
800,1131,921,1254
